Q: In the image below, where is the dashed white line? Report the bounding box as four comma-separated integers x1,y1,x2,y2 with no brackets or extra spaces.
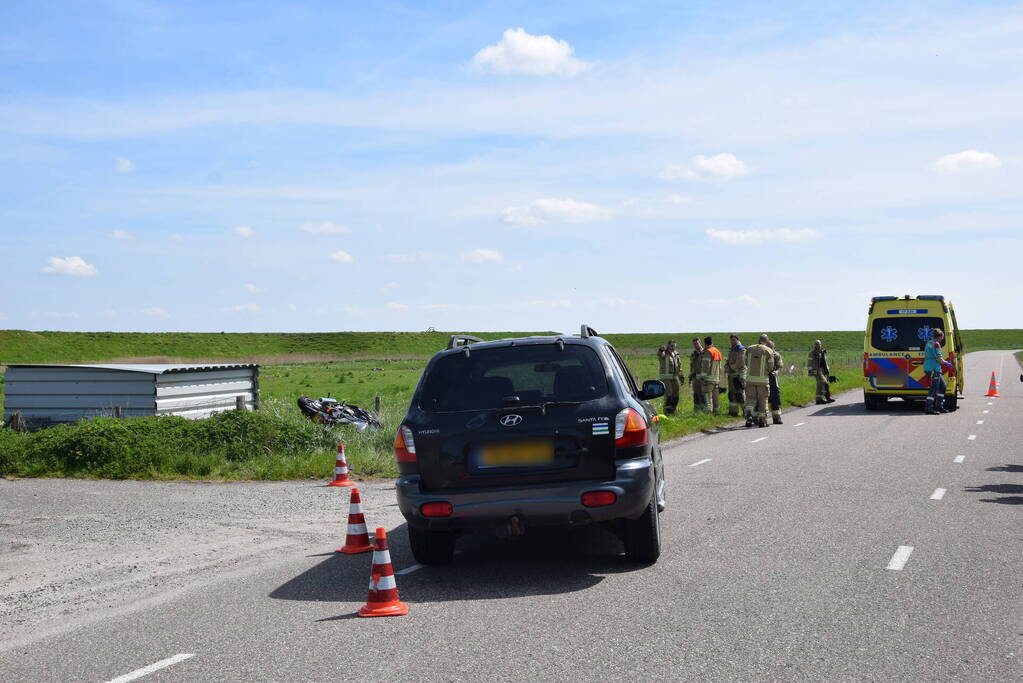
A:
982,410,989,414
688,458,712,467
954,455,965,464
930,488,947,501
967,434,977,441
987,401,993,406
823,411,834,416
886,545,914,571
106,654,195,683
751,437,767,443
976,420,984,425
396,563,424,575
792,422,806,427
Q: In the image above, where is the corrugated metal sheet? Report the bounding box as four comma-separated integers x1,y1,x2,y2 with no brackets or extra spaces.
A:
3,364,259,424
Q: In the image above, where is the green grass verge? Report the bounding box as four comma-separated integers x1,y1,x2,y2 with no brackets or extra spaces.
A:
2,328,1021,480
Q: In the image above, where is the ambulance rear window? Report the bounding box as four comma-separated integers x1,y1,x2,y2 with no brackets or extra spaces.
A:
870,317,944,351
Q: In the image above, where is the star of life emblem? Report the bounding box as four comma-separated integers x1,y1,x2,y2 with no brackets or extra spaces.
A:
880,325,898,343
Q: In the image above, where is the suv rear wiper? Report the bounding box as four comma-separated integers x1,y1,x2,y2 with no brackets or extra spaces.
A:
500,400,582,416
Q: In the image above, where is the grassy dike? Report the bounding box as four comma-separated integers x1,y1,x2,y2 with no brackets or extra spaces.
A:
1,329,1020,480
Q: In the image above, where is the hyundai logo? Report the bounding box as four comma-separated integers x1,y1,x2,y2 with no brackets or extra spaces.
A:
499,414,523,427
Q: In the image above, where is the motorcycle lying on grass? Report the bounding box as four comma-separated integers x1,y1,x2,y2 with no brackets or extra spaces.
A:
297,396,381,431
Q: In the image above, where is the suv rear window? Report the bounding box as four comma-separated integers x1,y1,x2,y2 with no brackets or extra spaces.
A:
870,317,944,351
418,344,609,412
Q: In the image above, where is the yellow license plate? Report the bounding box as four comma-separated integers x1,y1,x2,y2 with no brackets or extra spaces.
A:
480,440,554,467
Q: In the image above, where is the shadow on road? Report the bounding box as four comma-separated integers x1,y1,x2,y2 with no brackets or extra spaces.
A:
808,400,934,417
270,522,643,608
987,464,1023,473
963,483,1023,506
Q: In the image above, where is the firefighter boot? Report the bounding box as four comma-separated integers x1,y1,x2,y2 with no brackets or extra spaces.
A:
772,414,783,425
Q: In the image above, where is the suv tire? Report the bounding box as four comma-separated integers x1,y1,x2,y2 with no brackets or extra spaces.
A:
408,526,455,565
864,394,884,411
623,493,661,564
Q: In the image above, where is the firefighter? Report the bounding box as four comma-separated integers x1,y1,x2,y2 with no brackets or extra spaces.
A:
765,337,784,424
724,334,747,417
744,335,777,428
699,336,722,414
689,337,705,412
807,339,834,404
657,339,684,415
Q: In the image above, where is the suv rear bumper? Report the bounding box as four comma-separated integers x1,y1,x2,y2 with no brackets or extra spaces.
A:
396,456,655,531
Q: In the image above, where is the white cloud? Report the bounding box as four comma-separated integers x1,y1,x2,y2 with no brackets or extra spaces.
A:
387,302,408,310
109,229,134,240
140,307,169,317
665,194,691,205
598,297,629,306
502,198,611,225
243,283,265,293
226,303,259,312
706,228,820,246
379,281,399,292
933,150,1002,173
328,250,354,264
301,221,350,234
40,256,97,277
116,157,136,173
169,232,182,241
232,226,255,238
384,253,430,264
30,311,81,319
689,295,760,306
661,153,750,181
461,248,504,264
472,28,588,76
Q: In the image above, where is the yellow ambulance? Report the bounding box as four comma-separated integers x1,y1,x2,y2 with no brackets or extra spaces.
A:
862,295,964,411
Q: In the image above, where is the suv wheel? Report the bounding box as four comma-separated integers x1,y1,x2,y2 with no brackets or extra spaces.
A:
408,526,455,565
623,494,661,564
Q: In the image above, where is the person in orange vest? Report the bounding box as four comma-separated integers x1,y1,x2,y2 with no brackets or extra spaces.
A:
698,336,723,414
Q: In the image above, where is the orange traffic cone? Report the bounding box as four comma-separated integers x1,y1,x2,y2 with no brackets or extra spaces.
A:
985,372,1000,398
336,487,374,555
358,528,409,618
327,442,354,487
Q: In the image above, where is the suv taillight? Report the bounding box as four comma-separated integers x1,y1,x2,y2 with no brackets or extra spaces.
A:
393,425,417,463
614,408,647,448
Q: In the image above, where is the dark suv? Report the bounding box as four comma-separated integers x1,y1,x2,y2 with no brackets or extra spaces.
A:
393,326,667,565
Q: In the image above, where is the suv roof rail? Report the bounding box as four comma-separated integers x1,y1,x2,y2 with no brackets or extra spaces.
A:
447,334,484,350
579,324,599,339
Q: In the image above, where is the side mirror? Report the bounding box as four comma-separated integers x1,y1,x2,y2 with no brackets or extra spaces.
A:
639,379,665,400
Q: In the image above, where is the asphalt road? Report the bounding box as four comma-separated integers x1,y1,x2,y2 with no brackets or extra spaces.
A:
1,350,1020,681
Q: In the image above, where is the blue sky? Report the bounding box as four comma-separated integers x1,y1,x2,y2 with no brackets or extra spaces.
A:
2,0,1021,333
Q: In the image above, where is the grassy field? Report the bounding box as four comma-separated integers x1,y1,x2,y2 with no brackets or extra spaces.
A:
2,328,1021,481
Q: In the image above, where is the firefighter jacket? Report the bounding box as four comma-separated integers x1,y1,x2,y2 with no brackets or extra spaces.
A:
698,345,722,383
725,344,747,378
689,350,701,381
807,348,830,376
746,343,777,385
769,349,783,376
657,347,683,380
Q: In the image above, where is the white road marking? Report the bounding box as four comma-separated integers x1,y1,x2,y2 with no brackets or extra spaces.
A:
823,411,834,416
976,420,984,425
396,563,424,575
751,437,767,443
954,455,965,464
982,410,989,414
886,545,914,571
106,654,195,683
930,488,947,500
967,434,977,441
688,458,712,467
793,422,806,427
987,401,993,406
